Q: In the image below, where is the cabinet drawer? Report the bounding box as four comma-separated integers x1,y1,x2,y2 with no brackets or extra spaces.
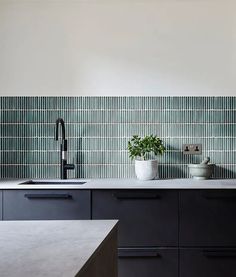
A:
180,248,236,277
118,248,178,277
3,190,91,220
0,191,2,220
180,190,236,246
92,190,178,247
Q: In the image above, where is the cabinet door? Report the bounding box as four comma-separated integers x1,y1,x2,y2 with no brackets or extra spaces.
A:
92,190,178,247
3,190,91,220
180,248,236,277
0,191,2,220
180,190,236,246
119,248,178,277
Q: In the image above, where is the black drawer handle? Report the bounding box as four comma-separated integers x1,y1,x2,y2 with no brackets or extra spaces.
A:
204,195,236,200
113,192,161,200
203,250,236,258
24,194,72,199
118,249,161,258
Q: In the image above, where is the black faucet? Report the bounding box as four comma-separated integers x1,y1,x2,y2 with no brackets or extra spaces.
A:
55,118,75,179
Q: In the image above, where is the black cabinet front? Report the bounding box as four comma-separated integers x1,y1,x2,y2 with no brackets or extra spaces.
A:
180,190,236,247
92,190,178,247
4,187,236,277
3,189,91,220
180,248,236,277
119,248,178,277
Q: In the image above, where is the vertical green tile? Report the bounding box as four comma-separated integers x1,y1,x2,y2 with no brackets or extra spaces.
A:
0,96,236,179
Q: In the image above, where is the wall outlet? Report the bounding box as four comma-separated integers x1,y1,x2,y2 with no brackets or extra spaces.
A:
182,144,202,155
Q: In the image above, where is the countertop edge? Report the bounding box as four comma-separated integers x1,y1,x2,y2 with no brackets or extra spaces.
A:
0,178,236,189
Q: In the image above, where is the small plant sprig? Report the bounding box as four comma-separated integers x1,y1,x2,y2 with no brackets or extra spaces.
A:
127,135,166,161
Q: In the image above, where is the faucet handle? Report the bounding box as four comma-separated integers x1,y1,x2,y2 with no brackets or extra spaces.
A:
65,163,75,170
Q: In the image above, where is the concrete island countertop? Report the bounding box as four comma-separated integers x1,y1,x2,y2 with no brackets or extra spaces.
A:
0,220,118,277
0,178,236,189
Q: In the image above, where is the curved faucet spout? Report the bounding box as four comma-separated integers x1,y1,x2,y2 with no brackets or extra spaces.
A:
55,118,66,141
55,118,75,179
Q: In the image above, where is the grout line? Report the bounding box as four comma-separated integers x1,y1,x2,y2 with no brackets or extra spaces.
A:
1,163,236,166
1,109,236,111
1,150,236,153
1,122,236,125
2,136,236,139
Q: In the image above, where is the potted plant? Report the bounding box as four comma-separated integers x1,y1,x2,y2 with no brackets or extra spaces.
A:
127,134,166,180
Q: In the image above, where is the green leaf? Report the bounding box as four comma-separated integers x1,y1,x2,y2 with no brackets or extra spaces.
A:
127,134,166,161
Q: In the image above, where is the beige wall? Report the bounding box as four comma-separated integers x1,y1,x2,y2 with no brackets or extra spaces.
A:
0,0,235,96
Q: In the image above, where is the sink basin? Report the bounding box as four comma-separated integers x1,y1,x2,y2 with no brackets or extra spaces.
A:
18,179,87,185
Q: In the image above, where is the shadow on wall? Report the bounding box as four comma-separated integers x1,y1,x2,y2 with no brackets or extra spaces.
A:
159,165,187,179
158,144,203,179
76,138,84,179
214,166,236,179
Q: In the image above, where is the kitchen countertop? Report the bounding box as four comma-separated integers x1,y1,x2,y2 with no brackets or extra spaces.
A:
0,178,236,189
0,220,118,277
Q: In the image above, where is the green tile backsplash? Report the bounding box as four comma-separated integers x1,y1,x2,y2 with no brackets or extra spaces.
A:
0,96,236,179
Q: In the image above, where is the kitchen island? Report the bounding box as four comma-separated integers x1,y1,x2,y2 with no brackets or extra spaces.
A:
0,220,118,277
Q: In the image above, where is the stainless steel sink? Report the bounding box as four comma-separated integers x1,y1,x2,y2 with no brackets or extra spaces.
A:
18,179,87,185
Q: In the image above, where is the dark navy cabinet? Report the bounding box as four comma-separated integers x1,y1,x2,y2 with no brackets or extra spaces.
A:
3,189,91,220
179,190,236,247
2,186,236,277
0,190,2,220
92,190,178,277
180,248,236,277
118,248,178,277
92,190,178,247
179,190,236,277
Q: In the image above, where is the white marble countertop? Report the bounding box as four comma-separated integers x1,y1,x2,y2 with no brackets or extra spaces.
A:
0,220,118,277
0,178,236,189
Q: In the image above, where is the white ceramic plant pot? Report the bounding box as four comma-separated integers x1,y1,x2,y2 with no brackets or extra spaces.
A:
135,160,158,181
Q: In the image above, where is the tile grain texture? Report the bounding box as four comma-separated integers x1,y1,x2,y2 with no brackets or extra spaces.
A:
1,96,236,179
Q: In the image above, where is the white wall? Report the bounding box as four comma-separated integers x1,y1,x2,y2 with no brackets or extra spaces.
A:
0,0,236,96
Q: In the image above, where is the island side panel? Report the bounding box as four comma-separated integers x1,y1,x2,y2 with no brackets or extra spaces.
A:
77,225,118,277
